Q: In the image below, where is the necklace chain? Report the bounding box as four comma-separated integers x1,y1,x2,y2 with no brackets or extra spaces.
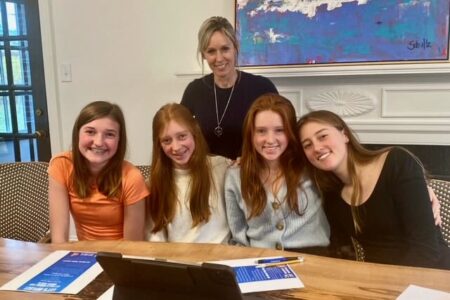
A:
213,80,235,137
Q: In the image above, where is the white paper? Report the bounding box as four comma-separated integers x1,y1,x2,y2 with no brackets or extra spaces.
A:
210,256,304,294
0,250,103,294
97,286,114,300
397,285,450,300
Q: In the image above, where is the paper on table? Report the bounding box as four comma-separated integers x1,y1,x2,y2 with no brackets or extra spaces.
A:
97,286,114,300
210,256,304,294
0,250,103,294
397,285,450,300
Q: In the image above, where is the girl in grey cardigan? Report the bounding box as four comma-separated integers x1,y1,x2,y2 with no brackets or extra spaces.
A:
224,94,330,253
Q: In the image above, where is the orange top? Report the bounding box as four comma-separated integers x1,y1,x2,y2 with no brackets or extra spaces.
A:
48,152,149,241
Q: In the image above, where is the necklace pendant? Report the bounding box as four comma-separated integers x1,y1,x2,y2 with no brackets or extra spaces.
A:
214,126,223,137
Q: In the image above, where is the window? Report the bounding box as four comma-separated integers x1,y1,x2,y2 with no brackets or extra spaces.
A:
0,0,50,162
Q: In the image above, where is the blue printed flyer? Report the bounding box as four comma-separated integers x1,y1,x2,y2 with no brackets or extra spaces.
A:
0,250,103,294
211,257,304,294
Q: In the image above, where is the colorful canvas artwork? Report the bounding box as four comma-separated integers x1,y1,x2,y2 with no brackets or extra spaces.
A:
236,0,450,66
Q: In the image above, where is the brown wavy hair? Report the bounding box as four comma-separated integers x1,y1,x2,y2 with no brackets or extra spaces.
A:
71,101,126,199
241,93,305,218
297,110,391,232
148,103,214,233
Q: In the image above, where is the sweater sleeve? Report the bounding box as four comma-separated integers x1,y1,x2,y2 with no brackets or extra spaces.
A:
224,167,250,246
389,148,442,268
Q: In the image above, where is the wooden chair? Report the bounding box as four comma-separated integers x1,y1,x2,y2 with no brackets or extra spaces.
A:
0,162,50,242
429,178,450,246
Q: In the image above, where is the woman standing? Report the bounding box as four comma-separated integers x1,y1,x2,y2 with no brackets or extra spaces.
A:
181,16,278,160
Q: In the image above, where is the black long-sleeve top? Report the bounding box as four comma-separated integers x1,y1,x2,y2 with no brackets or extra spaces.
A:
324,147,450,269
181,71,277,160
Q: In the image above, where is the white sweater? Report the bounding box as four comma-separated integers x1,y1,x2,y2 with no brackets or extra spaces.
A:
147,156,230,243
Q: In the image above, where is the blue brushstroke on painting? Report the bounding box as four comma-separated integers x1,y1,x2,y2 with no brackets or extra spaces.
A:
237,0,450,66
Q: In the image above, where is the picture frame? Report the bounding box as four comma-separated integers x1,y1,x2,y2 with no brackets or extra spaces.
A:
235,1,450,71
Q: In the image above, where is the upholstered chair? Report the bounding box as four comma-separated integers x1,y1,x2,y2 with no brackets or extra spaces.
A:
429,178,450,246
0,162,50,242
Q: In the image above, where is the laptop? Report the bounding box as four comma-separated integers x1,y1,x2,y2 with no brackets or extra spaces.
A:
96,251,246,300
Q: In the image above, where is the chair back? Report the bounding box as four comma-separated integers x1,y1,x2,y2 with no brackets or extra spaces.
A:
0,162,49,242
351,236,365,262
429,179,450,246
136,165,151,180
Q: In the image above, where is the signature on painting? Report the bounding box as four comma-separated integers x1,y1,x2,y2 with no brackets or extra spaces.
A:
407,38,432,51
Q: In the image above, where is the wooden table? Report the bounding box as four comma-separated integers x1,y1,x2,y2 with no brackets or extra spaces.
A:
0,238,449,299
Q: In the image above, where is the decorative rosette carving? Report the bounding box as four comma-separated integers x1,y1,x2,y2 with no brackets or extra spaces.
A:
307,90,375,116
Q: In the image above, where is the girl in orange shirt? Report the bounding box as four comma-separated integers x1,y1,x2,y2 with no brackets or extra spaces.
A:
48,101,149,243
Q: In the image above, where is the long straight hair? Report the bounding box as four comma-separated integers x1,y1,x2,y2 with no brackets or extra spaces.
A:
148,103,214,233
241,93,305,218
71,101,126,199
297,110,391,232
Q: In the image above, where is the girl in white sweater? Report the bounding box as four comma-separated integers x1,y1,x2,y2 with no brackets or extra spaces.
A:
146,103,230,243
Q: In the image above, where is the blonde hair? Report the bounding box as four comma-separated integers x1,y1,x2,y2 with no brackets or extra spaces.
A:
197,16,239,69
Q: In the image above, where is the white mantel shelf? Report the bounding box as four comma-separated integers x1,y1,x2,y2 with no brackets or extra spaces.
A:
175,62,450,78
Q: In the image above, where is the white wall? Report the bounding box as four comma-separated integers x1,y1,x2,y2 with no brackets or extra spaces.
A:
39,0,234,165
40,0,450,168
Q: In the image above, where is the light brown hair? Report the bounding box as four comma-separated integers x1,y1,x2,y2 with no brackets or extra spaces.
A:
71,101,126,199
148,103,214,233
241,93,305,218
297,110,391,232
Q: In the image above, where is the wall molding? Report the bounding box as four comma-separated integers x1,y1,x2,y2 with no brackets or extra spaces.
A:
279,89,303,115
382,86,450,117
176,62,450,79
278,85,450,145
346,121,450,145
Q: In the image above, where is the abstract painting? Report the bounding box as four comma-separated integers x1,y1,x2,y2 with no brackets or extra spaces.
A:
236,0,450,66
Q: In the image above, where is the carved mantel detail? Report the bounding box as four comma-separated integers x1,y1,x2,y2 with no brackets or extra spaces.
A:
307,90,376,117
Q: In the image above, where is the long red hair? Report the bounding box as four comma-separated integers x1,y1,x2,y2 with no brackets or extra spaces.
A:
241,93,306,218
148,103,214,233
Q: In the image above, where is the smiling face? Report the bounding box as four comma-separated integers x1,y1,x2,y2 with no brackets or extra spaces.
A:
299,121,349,174
253,110,288,167
78,117,120,173
160,120,195,169
203,30,237,82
